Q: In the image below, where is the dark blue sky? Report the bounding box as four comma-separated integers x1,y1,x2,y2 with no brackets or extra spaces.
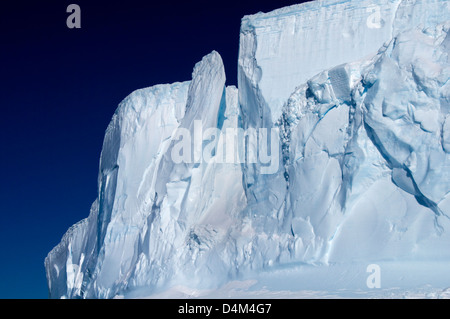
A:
0,0,306,298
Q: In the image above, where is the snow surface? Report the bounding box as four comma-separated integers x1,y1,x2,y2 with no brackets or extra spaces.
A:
135,261,450,299
45,0,450,298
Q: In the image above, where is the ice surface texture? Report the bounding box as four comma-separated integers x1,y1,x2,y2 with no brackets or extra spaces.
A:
45,0,450,298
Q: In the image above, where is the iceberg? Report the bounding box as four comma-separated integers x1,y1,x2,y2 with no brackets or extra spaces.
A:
45,0,450,298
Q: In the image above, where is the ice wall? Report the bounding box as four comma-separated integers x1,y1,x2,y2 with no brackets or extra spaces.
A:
237,0,450,264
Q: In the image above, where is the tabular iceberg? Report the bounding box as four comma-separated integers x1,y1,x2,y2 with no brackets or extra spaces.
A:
45,0,450,298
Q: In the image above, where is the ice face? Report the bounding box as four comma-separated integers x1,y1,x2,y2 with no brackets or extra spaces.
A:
45,52,248,298
281,23,450,263
237,0,450,266
46,0,450,299
45,81,191,298
238,0,450,124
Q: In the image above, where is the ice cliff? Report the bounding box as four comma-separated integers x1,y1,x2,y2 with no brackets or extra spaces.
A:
45,0,450,298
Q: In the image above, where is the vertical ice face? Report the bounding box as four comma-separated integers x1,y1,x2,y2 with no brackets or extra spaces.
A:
45,51,247,298
236,0,404,255
238,0,450,124
125,52,244,295
281,22,450,263
90,81,192,297
45,81,190,298
237,0,450,265
238,0,401,125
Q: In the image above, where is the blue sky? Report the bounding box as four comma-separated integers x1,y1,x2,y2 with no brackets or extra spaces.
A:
0,0,307,298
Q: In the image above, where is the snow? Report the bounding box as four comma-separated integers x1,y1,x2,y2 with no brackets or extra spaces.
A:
140,261,450,299
45,0,450,299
